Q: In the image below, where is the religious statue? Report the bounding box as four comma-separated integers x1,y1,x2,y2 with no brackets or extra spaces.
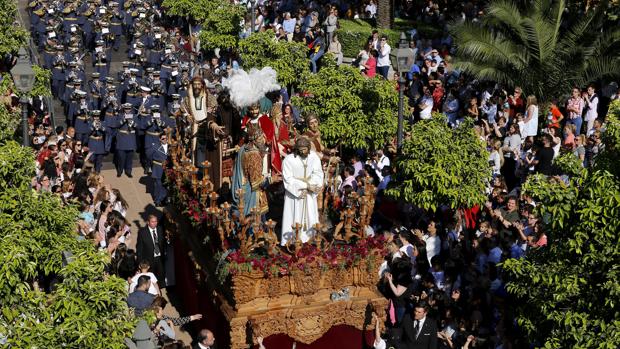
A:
302,112,339,213
241,103,281,174
210,90,242,186
302,113,327,159
181,76,225,184
231,127,270,217
271,102,292,159
281,137,324,245
223,67,282,177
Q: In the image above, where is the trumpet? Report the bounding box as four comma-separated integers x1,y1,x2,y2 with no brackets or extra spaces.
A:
137,105,145,116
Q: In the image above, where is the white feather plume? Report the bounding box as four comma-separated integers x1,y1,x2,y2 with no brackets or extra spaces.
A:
222,67,281,108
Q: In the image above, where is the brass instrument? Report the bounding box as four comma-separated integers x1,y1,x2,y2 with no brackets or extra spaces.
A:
137,103,147,116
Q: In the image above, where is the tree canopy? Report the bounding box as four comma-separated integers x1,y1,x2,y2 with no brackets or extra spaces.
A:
162,0,244,50
238,30,309,87
161,0,214,22
450,0,620,101
387,116,491,211
501,103,620,348
0,141,136,348
0,0,28,55
0,103,19,142
198,1,245,51
291,65,400,151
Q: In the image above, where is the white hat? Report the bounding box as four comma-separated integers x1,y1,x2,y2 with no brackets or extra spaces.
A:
140,86,151,92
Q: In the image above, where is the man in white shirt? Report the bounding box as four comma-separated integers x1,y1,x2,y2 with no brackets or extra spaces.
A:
419,86,434,120
414,221,441,264
376,35,391,80
129,260,160,295
367,149,390,180
584,85,599,135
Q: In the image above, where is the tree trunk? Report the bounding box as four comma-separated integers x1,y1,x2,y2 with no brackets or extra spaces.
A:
377,0,393,29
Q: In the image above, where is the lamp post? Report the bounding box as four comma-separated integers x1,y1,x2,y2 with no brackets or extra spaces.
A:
389,32,414,150
10,47,36,147
249,0,256,34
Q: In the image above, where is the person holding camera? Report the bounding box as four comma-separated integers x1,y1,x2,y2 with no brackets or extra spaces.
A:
367,149,391,181
376,35,391,80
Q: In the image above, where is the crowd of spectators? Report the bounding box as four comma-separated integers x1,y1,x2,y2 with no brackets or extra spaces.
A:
322,80,615,348
29,129,207,347
333,37,615,349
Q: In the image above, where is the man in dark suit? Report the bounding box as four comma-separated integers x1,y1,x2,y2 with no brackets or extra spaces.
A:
400,302,438,349
193,329,216,349
136,214,166,288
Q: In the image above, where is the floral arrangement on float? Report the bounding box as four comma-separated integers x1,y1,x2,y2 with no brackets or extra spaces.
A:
222,235,386,277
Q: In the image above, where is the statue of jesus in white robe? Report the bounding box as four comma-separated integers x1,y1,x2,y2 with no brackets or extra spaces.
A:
281,146,324,246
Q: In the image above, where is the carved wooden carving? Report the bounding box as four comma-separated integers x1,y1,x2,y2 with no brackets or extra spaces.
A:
240,295,386,348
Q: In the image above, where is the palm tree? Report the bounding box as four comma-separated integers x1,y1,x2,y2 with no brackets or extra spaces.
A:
377,0,393,29
450,0,620,101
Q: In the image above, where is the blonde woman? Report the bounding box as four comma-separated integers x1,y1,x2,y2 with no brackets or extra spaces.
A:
489,139,503,177
573,134,587,165
523,95,539,138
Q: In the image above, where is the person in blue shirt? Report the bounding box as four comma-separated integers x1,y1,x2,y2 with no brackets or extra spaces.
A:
126,275,155,316
406,63,421,81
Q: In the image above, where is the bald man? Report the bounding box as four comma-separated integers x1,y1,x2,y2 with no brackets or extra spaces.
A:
193,329,216,349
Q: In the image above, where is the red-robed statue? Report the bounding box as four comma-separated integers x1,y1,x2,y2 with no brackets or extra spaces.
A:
241,103,283,174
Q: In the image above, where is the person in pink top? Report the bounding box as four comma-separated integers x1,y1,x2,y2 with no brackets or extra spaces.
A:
363,49,378,78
